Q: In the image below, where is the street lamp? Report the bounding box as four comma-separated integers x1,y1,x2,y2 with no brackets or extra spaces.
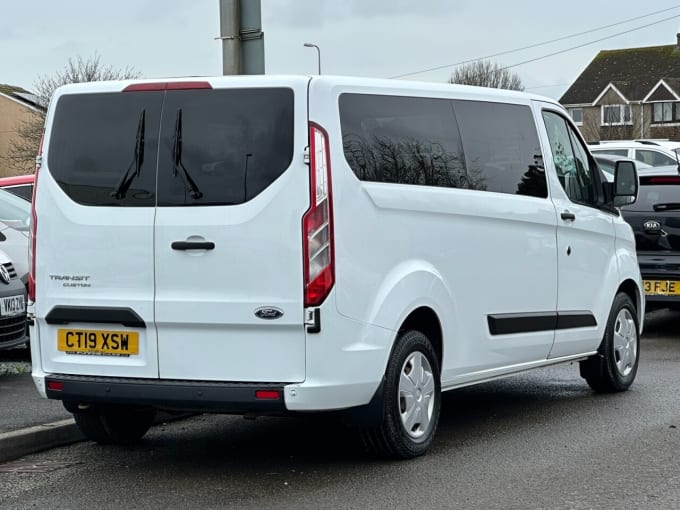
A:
303,43,321,75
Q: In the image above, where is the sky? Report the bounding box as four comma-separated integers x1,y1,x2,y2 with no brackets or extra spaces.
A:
3,1,680,101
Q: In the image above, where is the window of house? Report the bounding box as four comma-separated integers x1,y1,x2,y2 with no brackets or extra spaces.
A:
569,108,583,125
652,101,680,123
601,104,631,126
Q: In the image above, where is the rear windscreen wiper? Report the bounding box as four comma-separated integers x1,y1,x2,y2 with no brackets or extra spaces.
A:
653,202,680,211
172,109,203,200
110,110,145,199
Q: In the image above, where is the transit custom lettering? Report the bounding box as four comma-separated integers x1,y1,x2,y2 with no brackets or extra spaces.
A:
49,274,92,288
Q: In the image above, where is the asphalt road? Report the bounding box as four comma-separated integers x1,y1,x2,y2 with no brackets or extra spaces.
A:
1,310,678,510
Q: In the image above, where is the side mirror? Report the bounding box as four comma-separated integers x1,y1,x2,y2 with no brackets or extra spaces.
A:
613,160,638,207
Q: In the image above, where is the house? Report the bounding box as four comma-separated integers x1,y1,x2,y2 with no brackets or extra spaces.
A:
560,34,680,142
0,84,44,177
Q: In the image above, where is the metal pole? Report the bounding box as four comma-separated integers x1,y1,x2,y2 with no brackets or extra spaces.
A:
304,43,321,74
240,0,265,74
218,0,241,75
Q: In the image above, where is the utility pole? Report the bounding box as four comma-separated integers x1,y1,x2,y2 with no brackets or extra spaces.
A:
218,0,264,75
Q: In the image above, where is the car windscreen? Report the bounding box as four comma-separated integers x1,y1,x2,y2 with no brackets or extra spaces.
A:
0,188,30,229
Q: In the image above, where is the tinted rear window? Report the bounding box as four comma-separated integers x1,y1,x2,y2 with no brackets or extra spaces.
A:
47,88,294,207
622,177,680,212
157,88,294,206
48,92,162,206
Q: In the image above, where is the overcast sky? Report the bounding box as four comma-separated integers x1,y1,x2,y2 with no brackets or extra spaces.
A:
3,1,680,100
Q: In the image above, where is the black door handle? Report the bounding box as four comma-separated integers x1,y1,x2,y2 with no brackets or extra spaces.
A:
171,241,215,250
560,211,576,221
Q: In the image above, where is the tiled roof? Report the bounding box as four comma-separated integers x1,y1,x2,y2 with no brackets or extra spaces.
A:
560,43,680,105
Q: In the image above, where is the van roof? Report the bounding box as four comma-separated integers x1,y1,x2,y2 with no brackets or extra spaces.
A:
50,75,559,108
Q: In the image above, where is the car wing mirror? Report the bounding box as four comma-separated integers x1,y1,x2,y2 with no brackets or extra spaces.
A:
613,160,638,207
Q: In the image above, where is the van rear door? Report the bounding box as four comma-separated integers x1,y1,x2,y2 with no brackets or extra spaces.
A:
153,78,310,382
37,86,162,379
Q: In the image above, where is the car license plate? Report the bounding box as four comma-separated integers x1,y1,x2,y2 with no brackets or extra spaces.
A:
57,329,139,356
643,280,680,296
0,294,25,316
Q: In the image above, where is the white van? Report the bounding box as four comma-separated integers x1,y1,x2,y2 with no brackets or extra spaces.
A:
29,76,643,459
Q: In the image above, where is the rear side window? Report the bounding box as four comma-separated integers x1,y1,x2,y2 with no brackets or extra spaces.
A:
48,92,163,206
635,149,676,167
157,88,294,206
339,94,469,189
339,94,546,197
453,100,546,198
593,148,628,157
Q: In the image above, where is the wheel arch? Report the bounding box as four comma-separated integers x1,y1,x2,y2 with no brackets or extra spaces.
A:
616,278,644,328
399,306,443,372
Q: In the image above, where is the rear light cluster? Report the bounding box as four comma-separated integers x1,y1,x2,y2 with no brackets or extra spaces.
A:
28,134,43,302
302,123,334,307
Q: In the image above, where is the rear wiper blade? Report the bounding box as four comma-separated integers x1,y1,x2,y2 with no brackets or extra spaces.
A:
172,109,203,200
110,110,145,199
653,202,680,211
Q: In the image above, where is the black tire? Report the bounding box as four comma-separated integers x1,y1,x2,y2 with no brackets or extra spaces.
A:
580,293,639,393
73,405,155,445
361,330,441,459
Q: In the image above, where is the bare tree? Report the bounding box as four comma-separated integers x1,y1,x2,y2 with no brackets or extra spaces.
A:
449,59,524,91
4,55,140,174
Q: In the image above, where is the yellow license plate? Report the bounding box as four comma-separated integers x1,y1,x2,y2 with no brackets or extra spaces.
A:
643,280,680,296
57,329,139,356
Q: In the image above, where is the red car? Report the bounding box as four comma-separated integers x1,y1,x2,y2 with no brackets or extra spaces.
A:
0,174,35,201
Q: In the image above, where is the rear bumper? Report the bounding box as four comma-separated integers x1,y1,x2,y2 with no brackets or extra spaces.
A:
44,375,287,414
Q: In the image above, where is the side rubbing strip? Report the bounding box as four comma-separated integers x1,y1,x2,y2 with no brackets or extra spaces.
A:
556,311,597,330
45,306,146,328
488,311,597,335
487,312,556,335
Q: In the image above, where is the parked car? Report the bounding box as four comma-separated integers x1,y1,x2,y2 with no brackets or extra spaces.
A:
589,140,680,168
620,174,680,311
0,248,28,350
30,76,643,459
0,188,30,279
593,154,649,182
0,174,35,201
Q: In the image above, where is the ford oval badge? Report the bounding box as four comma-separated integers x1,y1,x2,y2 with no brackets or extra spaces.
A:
255,307,284,320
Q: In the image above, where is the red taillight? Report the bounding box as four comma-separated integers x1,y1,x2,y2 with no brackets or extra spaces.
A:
302,123,334,307
643,176,680,184
122,81,212,92
255,390,281,400
28,134,43,303
46,380,63,391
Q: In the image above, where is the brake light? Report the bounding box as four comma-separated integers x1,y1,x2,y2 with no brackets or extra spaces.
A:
643,176,680,185
28,134,43,303
302,123,334,307
122,81,212,92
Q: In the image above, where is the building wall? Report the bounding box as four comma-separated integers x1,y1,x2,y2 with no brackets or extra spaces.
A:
0,95,41,177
